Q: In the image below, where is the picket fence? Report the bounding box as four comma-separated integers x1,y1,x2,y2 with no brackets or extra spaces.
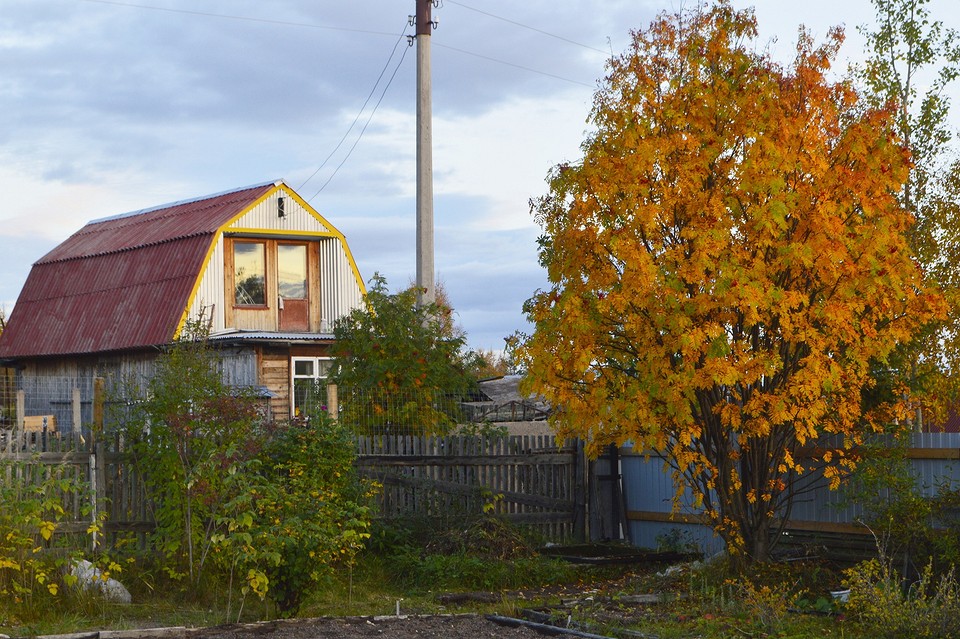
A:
0,429,586,548
356,435,586,541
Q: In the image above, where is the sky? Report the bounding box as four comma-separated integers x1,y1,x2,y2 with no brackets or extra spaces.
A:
2,0,959,352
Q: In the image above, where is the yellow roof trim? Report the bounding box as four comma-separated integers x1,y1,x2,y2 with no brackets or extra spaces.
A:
226,227,340,238
175,234,222,339
280,185,368,297
176,181,368,337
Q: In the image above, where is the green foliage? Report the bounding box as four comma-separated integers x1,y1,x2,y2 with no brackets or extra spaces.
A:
391,551,573,593
212,415,376,616
118,317,376,616
118,317,263,586
846,558,960,638
843,429,960,572
331,274,479,435
655,528,700,555
370,515,575,593
859,0,960,423
0,458,98,620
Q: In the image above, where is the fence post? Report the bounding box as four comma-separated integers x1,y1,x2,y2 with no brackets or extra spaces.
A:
573,439,588,543
93,377,105,441
90,441,108,551
72,387,82,442
89,447,99,551
16,389,24,429
327,383,338,422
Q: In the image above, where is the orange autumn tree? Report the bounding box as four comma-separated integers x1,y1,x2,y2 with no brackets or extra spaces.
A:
518,3,944,563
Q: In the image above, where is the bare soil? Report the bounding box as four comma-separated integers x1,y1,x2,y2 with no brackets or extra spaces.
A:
186,615,553,639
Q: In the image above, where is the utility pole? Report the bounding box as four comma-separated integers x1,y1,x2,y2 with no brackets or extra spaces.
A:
415,0,435,307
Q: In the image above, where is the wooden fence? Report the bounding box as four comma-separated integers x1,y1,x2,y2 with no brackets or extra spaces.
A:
1,430,588,549
356,435,586,541
0,430,151,550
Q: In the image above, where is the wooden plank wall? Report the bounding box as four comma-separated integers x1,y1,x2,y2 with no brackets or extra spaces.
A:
356,434,586,542
2,432,587,548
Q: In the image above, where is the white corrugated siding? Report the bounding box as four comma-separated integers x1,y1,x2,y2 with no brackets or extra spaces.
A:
227,193,332,233
188,238,226,332
186,192,364,333
319,236,364,332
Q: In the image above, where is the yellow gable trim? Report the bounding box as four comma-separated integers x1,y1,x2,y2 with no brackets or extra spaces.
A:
175,182,368,337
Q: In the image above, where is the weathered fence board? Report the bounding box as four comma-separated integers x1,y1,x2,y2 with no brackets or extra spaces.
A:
1,430,588,548
356,434,585,542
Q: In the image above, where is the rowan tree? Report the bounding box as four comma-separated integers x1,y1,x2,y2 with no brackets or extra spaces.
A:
330,274,478,435
858,0,960,427
518,2,944,562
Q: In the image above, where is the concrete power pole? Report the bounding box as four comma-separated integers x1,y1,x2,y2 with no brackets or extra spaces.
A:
415,0,435,307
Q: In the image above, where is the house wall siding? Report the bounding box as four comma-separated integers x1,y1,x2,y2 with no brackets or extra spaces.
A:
186,191,363,335
258,347,291,422
318,237,364,332
227,193,332,234
190,239,226,332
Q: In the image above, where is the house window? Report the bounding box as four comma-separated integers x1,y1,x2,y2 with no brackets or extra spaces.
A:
234,241,266,306
278,244,307,300
291,356,333,418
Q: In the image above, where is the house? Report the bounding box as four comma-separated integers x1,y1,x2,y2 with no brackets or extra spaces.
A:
0,180,365,422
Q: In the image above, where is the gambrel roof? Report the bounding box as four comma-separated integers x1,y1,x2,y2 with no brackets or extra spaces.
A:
0,180,364,359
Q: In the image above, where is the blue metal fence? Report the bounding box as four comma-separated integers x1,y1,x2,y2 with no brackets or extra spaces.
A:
621,433,960,555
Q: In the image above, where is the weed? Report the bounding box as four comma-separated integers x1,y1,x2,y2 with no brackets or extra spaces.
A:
845,557,960,638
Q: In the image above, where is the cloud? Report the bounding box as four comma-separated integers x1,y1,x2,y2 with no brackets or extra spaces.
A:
2,0,958,352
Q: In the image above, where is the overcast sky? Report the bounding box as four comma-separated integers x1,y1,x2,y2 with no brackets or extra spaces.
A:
2,0,958,351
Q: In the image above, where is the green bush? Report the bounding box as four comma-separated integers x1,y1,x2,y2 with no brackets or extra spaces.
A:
380,516,576,593
390,549,574,592
213,416,376,615
117,318,376,616
0,458,99,621
845,557,960,638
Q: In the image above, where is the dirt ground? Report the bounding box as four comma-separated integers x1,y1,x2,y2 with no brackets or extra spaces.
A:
187,615,557,639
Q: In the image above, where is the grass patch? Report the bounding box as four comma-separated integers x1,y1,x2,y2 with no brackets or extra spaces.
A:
8,517,960,639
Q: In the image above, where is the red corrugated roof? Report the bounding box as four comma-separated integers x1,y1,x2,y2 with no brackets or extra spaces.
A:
0,182,276,359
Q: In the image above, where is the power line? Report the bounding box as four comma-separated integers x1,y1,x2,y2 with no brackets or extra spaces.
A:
299,27,411,194
444,0,610,55
434,42,596,88
76,0,398,38
77,0,597,88
309,33,413,201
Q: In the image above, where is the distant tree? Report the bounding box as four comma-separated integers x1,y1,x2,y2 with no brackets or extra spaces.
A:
331,274,479,435
858,0,960,427
470,348,511,379
518,3,943,563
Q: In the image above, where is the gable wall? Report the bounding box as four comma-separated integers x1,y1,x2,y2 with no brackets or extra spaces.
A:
185,189,364,334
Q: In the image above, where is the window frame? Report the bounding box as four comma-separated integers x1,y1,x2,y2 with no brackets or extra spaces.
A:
232,240,268,307
277,242,308,302
290,356,333,418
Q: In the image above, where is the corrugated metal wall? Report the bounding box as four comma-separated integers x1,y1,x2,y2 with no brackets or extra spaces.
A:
621,433,960,554
187,193,364,333
190,239,226,332
229,192,332,234
318,236,364,332
622,452,726,555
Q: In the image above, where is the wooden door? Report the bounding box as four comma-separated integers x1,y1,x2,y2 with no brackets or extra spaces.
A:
278,244,309,332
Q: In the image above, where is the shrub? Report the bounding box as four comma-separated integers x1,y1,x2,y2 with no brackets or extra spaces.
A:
845,554,960,637
213,415,376,616
116,317,376,616
0,458,100,621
